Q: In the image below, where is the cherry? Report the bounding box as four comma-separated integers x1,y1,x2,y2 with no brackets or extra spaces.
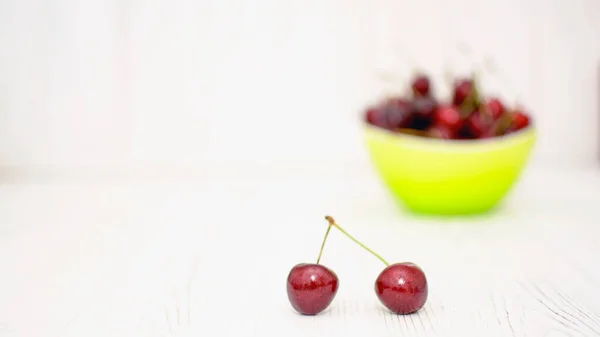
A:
287,264,338,315
383,98,413,130
365,107,389,129
375,263,428,315
510,110,530,131
433,105,461,130
483,98,505,120
324,216,428,315
287,221,339,315
407,96,437,130
452,79,474,106
412,96,437,117
457,112,487,139
411,74,430,97
453,78,481,118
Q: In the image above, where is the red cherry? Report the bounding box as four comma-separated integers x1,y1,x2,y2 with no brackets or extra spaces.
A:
375,263,428,315
287,263,339,315
484,98,505,120
457,113,487,139
383,98,413,129
412,96,437,116
324,217,428,316
433,105,461,129
287,217,339,315
510,110,530,131
411,75,430,97
365,107,389,129
452,79,474,106
407,96,437,130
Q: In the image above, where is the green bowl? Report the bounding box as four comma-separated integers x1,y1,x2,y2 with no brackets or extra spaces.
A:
363,124,536,215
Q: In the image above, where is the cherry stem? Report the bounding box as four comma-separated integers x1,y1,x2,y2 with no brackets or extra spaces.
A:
316,221,333,264
325,216,390,267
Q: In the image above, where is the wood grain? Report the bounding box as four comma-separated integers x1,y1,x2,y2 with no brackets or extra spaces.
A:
0,168,599,336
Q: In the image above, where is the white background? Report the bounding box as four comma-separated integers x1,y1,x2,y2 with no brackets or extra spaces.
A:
0,0,599,172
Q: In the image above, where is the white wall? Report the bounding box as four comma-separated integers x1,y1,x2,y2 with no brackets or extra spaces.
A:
0,0,598,172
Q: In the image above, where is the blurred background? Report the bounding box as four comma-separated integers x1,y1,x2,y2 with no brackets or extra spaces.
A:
0,0,598,177
1,2,600,335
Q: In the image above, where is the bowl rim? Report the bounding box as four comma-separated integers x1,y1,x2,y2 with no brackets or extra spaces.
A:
362,121,535,146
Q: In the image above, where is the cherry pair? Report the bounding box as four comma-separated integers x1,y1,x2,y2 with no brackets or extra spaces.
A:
286,216,428,316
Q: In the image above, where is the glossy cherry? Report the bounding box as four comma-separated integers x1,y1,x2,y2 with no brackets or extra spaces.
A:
324,216,428,315
287,263,338,315
483,98,505,120
452,79,474,106
411,74,431,97
433,105,461,130
375,263,428,315
510,110,530,131
287,221,339,315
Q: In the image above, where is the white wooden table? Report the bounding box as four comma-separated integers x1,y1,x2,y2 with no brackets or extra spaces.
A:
0,163,599,337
